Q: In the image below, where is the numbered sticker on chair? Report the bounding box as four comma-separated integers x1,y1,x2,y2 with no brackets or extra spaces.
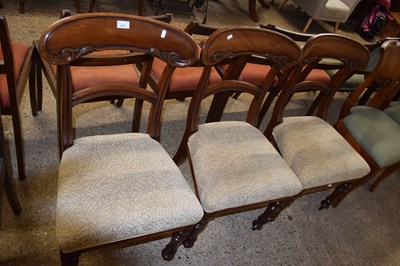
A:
161,29,167,39
227,34,233,40
117,20,130,29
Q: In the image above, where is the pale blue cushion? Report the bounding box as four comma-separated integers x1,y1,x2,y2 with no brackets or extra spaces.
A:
324,47,380,91
384,101,400,125
344,106,400,167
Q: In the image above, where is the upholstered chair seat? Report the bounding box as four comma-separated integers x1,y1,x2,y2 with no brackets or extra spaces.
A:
0,42,29,108
151,57,221,94
384,101,400,125
188,121,302,213
273,116,370,189
70,65,140,92
343,106,400,168
279,0,362,32
318,0,350,21
57,133,203,253
49,50,140,93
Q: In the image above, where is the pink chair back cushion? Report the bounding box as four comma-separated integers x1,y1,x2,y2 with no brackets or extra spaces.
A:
49,50,140,93
71,65,140,92
223,64,330,87
304,69,331,85
239,63,277,86
70,50,140,92
0,42,29,108
151,57,221,93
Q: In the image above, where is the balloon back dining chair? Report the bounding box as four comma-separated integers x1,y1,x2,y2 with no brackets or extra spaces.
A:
335,39,400,195
175,26,304,249
38,13,204,265
254,33,372,229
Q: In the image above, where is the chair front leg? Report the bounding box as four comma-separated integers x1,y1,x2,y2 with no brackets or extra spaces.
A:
369,164,399,192
318,182,353,210
162,226,194,260
252,199,294,230
183,212,215,248
11,111,26,181
4,166,21,215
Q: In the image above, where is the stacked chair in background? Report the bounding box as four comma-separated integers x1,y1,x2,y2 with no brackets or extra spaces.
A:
0,16,39,181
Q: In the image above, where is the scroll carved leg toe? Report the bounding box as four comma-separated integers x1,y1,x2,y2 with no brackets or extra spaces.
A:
319,183,352,210
252,199,294,231
183,213,214,249
162,228,192,261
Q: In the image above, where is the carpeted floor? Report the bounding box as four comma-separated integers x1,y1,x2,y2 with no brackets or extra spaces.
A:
0,0,399,265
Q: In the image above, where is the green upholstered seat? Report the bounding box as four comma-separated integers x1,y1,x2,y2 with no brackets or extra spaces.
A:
384,101,400,125
344,106,400,168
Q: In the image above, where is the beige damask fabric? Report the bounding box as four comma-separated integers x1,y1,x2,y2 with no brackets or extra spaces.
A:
273,116,370,189
57,133,203,253
188,121,302,213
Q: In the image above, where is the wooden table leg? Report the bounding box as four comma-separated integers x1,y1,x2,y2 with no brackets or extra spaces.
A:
249,0,270,22
75,0,81,13
249,0,259,22
258,0,270,8
138,0,143,15
19,0,24,13
89,0,96,12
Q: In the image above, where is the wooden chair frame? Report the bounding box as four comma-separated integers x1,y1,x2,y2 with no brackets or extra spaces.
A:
0,16,38,180
252,33,372,230
39,13,200,265
259,24,400,122
177,26,303,249
333,40,400,197
35,12,173,155
0,108,21,230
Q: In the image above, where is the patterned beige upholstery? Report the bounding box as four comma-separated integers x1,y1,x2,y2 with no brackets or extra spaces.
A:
188,121,302,213
57,133,204,253
273,116,370,189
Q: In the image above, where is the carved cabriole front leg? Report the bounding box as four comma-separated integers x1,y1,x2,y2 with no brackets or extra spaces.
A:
183,213,215,249
162,227,194,261
318,182,353,210
252,199,294,230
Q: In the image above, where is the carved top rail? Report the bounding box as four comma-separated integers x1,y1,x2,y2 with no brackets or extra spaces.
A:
39,13,198,67
200,26,301,68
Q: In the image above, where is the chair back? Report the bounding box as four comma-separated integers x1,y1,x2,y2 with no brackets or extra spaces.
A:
266,33,369,137
185,26,301,135
38,13,199,151
0,16,19,108
340,40,400,118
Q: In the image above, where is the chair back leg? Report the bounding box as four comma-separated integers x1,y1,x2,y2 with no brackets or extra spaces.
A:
10,111,26,181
